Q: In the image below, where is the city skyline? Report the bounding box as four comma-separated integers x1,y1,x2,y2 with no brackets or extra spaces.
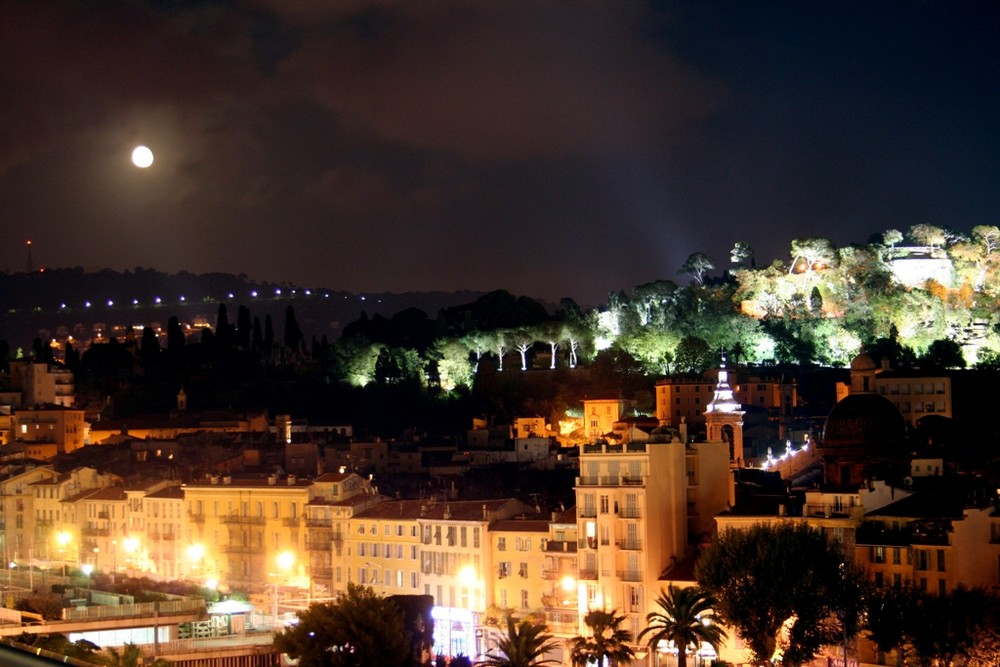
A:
1,1,997,304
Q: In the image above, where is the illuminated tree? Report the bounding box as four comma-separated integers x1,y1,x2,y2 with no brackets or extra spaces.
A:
789,237,837,275
908,224,948,249
478,614,560,667
680,253,715,286
697,523,866,667
274,583,411,667
638,585,727,667
730,241,754,267
971,225,1000,255
568,609,636,666
882,228,903,249
673,335,712,374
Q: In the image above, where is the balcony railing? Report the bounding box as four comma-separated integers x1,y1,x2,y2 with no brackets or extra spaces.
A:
616,570,643,582
221,544,257,554
310,567,333,578
221,514,266,525
578,569,598,581
282,517,303,527
306,517,333,528
306,541,331,552
615,539,643,551
618,507,641,519
188,513,205,523
544,541,577,553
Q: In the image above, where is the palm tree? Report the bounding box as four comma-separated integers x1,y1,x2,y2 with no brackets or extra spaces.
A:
477,614,560,667
638,585,727,667
568,609,636,666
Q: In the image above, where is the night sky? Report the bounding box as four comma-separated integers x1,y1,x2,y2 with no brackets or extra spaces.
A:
2,1,997,305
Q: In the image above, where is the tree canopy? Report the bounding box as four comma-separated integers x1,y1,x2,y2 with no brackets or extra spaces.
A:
696,523,866,667
273,583,416,667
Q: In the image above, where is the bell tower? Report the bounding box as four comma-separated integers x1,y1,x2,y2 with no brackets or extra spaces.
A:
704,356,745,465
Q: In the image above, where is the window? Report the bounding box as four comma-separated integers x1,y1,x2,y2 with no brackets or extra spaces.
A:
499,589,507,607
497,537,507,551
498,562,510,578
461,526,467,547
872,546,885,564
600,496,609,514
874,572,883,587
520,590,529,609
518,563,528,578
411,572,418,589
937,549,945,572
515,537,531,551
938,579,946,595
893,548,901,565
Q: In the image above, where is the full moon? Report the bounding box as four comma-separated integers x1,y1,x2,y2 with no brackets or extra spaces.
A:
131,145,154,168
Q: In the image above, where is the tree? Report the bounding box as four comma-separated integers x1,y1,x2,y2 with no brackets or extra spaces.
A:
697,523,865,667
673,335,712,374
477,614,560,667
103,642,172,667
638,585,727,667
284,305,304,353
882,229,903,249
972,225,1000,255
680,253,716,286
730,241,754,267
919,338,966,369
568,609,636,666
274,583,411,667
908,224,948,249
789,237,837,274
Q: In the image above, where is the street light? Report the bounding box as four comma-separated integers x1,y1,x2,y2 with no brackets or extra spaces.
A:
273,551,296,625
123,537,140,576
55,531,71,578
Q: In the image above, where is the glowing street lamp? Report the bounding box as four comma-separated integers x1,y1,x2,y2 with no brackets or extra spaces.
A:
273,551,296,624
55,531,72,577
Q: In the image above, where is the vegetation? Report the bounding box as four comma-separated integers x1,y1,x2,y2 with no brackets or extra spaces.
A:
638,584,727,667
864,583,1000,666
273,583,422,667
567,609,636,666
6,226,1000,439
476,614,560,667
696,523,867,667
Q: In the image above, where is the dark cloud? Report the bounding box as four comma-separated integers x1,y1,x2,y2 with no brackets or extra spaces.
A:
0,0,997,304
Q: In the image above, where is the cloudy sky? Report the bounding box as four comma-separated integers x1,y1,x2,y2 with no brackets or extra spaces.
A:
1,0,997,304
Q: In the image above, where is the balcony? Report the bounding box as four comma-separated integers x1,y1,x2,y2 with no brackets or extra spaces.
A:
282,517,303,527
162,532,176,541
615,539,643,551
82,527,110,537
578,569,598,581
578,538,597,550
97,511,110,519
306,517,332,528
618,507,641,519
616,570,643,582
221,514,266,525
188,513,205,523
620,476,645,486
544,541,577,553
311,566,333,578
306,540,331,552
221,544,257,554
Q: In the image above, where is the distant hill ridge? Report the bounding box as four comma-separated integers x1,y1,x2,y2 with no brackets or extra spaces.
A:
0,267,492,346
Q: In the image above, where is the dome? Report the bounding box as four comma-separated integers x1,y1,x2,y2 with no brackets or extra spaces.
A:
850,353,877,372
822,393,907,446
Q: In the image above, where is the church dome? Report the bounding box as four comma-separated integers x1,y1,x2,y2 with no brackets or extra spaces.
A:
822,393,907,446
850,352,877,372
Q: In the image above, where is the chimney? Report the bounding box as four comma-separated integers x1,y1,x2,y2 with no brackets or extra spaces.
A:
268,475,277,486
482,503,488,520
287,474,296,485
222,475,232,485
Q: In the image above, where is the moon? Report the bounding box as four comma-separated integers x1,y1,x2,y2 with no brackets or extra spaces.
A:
131,145,154,168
